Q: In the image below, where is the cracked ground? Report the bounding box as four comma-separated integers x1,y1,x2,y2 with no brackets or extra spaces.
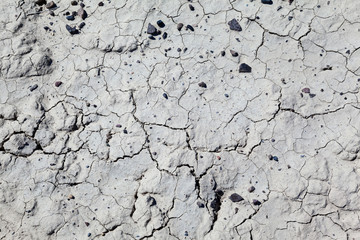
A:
1,0,360,239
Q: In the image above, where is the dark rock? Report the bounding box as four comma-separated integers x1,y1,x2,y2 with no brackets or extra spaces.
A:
44,26,50,31
302,88,310,93
253,199,261,205
221,51,225,56
149,36,155,40
35,0,47,6
273,156,278,161
239,63,252,73
162,32,168,39
98,2,104,6
268,154,273,160
189,4,195,11
210,198,221,211
49,11,55,16
147,196,156,206
79,22,86,29
177,23,184,31
77,8,87,20
55,81,62,87
147,23,157,35
230,50,238,57
163,93,168,99
186,25,194,31
229,193,244,202
248,186,255,193
228,18,242,31
261,0,273,4
198,82,207,88
80,3,85,7
157,20,165,28
71,1,78,5
66,15,75,21
197,202,205,208
66,24,79,35
309,93,316,98
289,0,294,4
30,84,38,92
85,222,90,227
45,1,56,9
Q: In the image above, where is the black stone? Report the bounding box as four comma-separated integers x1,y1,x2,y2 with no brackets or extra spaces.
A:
261,0,273,4
248,186,255,193
253,199,261,205
239,63,252,73
221,51,225,56
157,20,165,28
30,84,38,92
46,1,56,9
163,93,168,99
35,0,46,6
230,50,238,57
162,32,168,39
197,202,205,208
79,22,86,29
177,23,184,31
71,1,78,6
198,82,207,88
229,193,244,202
189,4,195,11
147,196,157,206
186,25,194,31
66,15,75,21
66,24,79,34
228,18,242,32
55,81,62,87
149,36,155,40
98,2,104,6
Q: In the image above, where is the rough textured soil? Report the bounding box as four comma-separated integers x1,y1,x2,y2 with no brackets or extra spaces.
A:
1,0,360,239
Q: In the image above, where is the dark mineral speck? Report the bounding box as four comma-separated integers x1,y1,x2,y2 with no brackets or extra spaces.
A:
229,193,244,202
228,18,242,31
239,63,252,73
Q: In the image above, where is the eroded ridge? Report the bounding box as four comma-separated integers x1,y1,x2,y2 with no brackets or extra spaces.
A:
1,0,360,239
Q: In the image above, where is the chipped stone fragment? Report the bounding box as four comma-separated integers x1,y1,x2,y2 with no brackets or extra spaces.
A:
198,82,207,88
77,8,87,20
66,15,75,21
79,22,86,29
302,88,310,93
229,193,244,202
189,4,195,11
71,1,78,6
239,63,252,73
163,93,168,99
147,23,157,35
162,32,167,39
98,2,104,6
248,186,255,193
54,81,62,87
30,84,38,91
45,1,56,9
186,25,194,31
230,50,238,57
228,18,242,32
177,23,184,31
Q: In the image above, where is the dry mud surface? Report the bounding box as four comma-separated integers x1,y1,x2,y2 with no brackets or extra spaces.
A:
1,0,360,239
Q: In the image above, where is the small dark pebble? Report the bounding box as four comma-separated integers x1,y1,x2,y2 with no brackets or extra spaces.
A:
186,25,194,31
46,1,56,9
189,4,195,11
261,0,273,4
162,32,168,39
177,23,184,31
268,154,273,160
221,51,225,56
66,24,79,35
229,193,244,202
79,22,86,29
71,1,78,6
197,202,205,208
253,199,261,205
230,50,238,57
302,88,310,93
163,93,168,99
123,129,128,134
149,36,156,40
346,50,351,54
157,20,165,28
55,81,62,87
185,231,189,236
239,63,252,73
248,186,255,193
80,3,85,7
224,93,229,98
147,23,157,35
288,16,293,21
115,124,122,128
273,156,278,161
66,15,75,21
228,18,242,32
30,84,38,92
85,222,90,227
87,233,91,237
309,93,316,98
65,11,70,15
44,26,50,31
98,2,104,6
49,11,55,16
198,82,207,88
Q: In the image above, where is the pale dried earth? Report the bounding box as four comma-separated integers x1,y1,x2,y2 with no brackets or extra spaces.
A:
1,0,360,239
